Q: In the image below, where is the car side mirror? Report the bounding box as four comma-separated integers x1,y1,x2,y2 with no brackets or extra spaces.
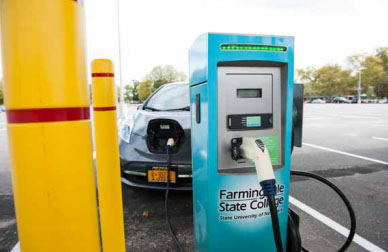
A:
137,104,143,110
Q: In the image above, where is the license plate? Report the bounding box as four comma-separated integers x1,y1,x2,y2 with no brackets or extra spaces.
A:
147,169,176,183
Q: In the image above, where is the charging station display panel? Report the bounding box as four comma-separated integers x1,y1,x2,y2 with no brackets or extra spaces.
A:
237,89,262,98
246,116,261,127
217,66,282,173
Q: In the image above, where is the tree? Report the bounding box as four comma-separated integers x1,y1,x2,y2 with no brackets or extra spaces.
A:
296,67,316,97
374,47,388,97
376,47,388,75
347,54,366,73
296,65,356,98
131,80,140,101
124,85,131,102
124,80,140,102
346,48,388,98
137,80,153,101
298,47,388,99
361,54,388,98
144,65,186,90
313,65,356,97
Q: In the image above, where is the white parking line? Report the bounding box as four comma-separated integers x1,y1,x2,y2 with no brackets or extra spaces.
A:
303,142,388,166
290,196,386,252
372,137,388,142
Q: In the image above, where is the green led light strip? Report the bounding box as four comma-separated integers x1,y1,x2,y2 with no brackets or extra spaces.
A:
220,44,287,52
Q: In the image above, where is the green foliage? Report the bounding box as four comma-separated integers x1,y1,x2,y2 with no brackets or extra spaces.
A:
145,65,187,90
297,65,355,97
314,65,356,97
360,55,387,97
298,47,388,98
347,54,365,72
134,65,187,101
366,86,376,98
372,47,388,97
137,80,153,101
297,67,316,97
124,80,140,102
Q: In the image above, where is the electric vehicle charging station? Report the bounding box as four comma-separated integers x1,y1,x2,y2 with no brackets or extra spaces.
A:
1,1,360,250
189,33,295,251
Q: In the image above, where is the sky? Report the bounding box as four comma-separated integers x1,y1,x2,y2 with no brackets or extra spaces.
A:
2,0,388,87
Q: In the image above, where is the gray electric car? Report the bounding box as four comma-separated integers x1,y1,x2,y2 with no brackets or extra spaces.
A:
119,82,192,190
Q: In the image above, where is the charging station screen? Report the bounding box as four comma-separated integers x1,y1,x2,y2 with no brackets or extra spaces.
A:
237,89,262,98
246,116,261,127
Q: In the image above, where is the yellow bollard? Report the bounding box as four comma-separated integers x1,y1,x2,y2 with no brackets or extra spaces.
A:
91,59,126,252
0,1,101,251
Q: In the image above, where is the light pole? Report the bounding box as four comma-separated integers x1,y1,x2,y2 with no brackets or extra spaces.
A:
357,67,366,104
116,0,125,119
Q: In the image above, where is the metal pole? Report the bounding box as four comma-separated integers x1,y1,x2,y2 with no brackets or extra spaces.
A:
116,0,125,119
358,71,362,104
0,1,101,251
91,59,126,252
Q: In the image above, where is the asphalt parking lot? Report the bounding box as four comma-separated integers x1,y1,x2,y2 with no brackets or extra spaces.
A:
0,104,387,252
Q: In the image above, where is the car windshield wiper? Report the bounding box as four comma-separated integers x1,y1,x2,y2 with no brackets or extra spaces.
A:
164,106,190,111
143,106,161,111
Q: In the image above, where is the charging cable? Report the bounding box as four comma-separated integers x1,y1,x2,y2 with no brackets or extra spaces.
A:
233,137,356,252
290,170,356,252
240,137,284,252
165,138,185,252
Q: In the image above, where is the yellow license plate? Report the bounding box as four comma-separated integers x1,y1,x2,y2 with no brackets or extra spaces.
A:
147,169,176,183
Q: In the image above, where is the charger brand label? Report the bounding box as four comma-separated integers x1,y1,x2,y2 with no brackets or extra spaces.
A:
218,184,285,221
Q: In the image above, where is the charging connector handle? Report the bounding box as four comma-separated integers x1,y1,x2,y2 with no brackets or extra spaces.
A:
240,137,275,182
167,138,175,148
239,137,284,252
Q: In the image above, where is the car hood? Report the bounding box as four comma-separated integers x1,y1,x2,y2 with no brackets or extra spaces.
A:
131,109,191,137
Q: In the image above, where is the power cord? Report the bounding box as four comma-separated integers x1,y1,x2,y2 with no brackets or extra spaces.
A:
290,170,357,252
165,139,185,252
236,137,356,251
237,137,285,252
287,208,302,252
260,179,284,252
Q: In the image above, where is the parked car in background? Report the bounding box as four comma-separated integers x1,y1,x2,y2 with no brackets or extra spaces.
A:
0,105,5,113
346,95,356,103
311,99,326,104
332,97,351,104
379,99,388,104
119,82,192,190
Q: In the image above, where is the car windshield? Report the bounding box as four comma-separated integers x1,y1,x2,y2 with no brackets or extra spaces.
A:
145,83,190,111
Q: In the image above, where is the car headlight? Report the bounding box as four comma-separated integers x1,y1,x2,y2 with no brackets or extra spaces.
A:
119,122,133,143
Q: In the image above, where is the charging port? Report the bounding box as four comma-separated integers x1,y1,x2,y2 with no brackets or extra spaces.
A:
146,119,185,154
231,138,243,161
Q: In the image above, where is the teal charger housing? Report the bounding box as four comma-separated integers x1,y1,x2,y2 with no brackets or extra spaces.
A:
189,33,294,252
